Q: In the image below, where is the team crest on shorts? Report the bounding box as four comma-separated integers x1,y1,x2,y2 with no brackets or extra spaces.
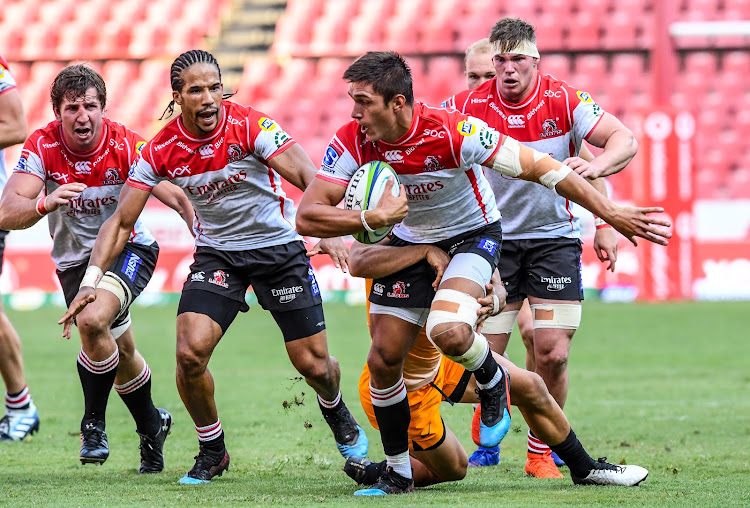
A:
209,270,229,288
387,281,410,299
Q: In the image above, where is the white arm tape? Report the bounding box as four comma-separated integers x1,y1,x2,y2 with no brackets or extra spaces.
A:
538,163,573,192
79,266,104,289
492,136,523,177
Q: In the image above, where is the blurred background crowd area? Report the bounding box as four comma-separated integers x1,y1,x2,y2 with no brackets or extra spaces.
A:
2,0,749,200
2,0,749,302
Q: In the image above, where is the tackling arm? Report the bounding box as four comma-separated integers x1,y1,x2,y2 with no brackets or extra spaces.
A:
579,113,637,178
268,143,319,191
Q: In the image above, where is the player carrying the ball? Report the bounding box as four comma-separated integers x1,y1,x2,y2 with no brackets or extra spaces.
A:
296,51,671,495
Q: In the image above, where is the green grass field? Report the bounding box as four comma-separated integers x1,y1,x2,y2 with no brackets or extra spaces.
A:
0,301,748,507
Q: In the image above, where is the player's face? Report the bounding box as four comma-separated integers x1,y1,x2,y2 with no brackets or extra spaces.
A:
174,63,223,137
54,87,104,152
465,51,496,90
348,82,402,143
493,53,538,102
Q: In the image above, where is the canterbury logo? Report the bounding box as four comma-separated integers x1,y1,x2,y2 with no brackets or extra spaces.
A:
384,150,403,163
507,115,525,127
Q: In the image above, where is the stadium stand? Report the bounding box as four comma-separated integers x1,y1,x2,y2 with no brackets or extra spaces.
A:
1,0,749,199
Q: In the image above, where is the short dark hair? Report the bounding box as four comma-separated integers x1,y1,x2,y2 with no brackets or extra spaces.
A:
50,65,106,111
489,18,537,54
343,51,414,106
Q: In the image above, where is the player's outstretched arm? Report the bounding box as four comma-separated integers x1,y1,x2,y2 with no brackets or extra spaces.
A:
152,181,194,233
486,137,671,246
58,185,151,338
575,113,638,179
0,173,87,230
297,178,407,238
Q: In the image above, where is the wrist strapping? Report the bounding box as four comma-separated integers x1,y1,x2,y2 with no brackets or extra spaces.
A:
80,266,104,289
35,197,49,216
361,210,376,233
594,216,611,229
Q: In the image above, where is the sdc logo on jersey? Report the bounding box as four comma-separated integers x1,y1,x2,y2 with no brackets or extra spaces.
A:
457,120,476,136
258,117,276,131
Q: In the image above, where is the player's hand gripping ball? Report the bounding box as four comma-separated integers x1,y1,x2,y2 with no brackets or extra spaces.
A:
343,161,400,244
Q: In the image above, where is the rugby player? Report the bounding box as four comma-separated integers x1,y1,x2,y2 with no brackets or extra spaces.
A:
0,53,40,442
296,51,670,494
59,50,367,484
0,65,189,471
444,17,628,477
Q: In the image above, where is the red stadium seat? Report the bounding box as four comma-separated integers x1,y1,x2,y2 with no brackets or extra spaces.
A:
384,20,420,55
0,24,25,58
19,21,60,61
573,54,608,82
235,57,281,104
683,51,718,75
728,169,750,198
424,56,464,105
94,21,134,60
565,11,602,51
601,12,638,50
308,10,349,56
274,59,316,98
346,16,385,55
533,13,565,52
128,21,168,58
56,23,98,60
539,54,571,80
272,11,313,56
418,9,456,53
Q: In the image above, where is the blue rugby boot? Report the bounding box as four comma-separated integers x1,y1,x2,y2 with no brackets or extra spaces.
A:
468,445,500,467
178,445,230,484
475,366,511,448
551,450,567,467
320,399,369,458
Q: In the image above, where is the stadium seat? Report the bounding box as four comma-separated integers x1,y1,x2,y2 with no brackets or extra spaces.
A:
346,16,385,55
533,13,565,52
565,11,602,51
273,59,316,99
683,51,718,75
384,20,420,55
454,12,499,53
0,24,25,58
728,169,750,198
94,21,134,60
19,21,60,61
539,54,571,80
234,57,281,104
418,9,456,54
308,9,349,56
573,54,608,84
272,11,313,56
601,12,638,50
128,21,168,58
56,23,98,60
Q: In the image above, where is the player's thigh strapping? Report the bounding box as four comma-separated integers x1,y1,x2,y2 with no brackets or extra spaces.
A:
57,242,159,338
178,242,325,340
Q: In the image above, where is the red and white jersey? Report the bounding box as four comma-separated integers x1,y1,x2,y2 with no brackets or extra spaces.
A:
13,119,155,269
0,54,18,190
445,74,605,239
128,101,300,251
317,102,501,243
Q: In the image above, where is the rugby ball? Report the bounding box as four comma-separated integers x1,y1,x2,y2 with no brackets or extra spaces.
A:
343,161,401,244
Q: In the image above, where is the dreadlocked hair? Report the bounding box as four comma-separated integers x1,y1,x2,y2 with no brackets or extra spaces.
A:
159,49,235,120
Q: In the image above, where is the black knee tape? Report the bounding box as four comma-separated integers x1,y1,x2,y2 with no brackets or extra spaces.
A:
177,290,243,335
270,304,326,342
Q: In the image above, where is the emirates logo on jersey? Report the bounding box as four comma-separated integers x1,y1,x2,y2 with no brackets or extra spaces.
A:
540,118,563,139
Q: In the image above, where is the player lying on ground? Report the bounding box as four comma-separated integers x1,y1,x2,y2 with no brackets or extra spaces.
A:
344,241,648,491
